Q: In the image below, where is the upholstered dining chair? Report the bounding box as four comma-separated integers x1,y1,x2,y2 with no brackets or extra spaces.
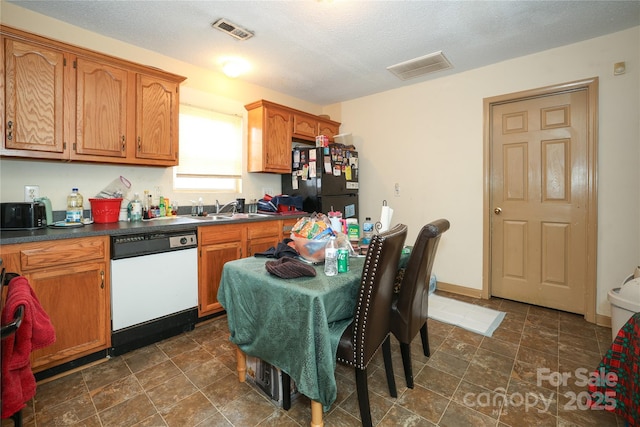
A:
390,218,450,389
335,223,408,427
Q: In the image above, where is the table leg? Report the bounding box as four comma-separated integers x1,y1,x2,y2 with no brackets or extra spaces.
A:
236,347,246,382
310,400,324,427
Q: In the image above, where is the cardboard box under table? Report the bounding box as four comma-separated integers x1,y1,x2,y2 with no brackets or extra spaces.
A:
245,355,298,406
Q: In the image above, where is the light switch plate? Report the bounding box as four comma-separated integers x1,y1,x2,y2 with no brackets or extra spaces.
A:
24,185,40,202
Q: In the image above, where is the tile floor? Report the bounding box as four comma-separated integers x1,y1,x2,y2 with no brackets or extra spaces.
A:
5,291,623,427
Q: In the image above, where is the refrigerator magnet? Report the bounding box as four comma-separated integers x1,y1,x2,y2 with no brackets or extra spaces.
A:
302,164,309,180
345,165,352,181
294,150,300,163
333,165,341,176
324,157,332,173
309,149,316,161
292,175,299,190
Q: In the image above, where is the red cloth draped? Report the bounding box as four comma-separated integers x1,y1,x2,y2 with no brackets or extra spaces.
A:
588,312,640,426
1,276,56,419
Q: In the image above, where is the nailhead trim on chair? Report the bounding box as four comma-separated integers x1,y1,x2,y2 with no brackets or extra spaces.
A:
337,230,389,369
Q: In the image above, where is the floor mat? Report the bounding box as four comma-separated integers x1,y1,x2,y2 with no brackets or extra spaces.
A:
428,293,505,337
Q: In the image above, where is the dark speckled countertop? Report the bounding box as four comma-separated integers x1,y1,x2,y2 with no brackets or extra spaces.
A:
0,213,305,245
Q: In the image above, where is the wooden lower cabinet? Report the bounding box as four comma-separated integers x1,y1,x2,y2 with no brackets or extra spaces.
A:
198,224,244,317
0,236,110,373
198,220,283,317
245,221,281,257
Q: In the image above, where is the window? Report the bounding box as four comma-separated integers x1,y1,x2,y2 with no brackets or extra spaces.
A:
174,104,242,191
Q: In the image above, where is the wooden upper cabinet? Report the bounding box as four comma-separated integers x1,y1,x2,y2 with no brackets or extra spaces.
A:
0,25,185,166
292,113,318,141
246,99,341,173
246,100,293,173
135,74,180,165
2,37,68,158
318,118,340,141
74,57,128,159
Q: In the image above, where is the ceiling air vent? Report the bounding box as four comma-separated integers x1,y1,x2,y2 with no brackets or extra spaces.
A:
387,51,452,81
212,18,254,41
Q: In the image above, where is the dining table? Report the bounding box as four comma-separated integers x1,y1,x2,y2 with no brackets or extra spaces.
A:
217,251,409,427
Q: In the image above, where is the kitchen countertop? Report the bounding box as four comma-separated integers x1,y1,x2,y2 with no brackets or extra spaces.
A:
0,213,306,245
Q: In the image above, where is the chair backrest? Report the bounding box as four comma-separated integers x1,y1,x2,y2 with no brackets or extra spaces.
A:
393,219,450,341
351,223,407,368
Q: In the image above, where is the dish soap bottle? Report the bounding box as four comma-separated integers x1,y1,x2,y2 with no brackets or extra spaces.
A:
66,188,83,223
128,193,143,222
324,235,338,277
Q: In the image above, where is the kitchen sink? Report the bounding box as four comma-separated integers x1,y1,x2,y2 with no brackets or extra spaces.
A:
181,213,271,221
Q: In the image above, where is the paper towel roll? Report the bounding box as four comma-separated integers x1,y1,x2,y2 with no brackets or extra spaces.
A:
379,205,393,232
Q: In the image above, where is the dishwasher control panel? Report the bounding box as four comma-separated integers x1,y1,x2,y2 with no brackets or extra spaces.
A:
111,231,197,259
169,233,197,248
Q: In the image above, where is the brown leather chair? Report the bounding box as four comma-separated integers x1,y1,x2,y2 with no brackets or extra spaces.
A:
335,223,408,427
390,219,449,388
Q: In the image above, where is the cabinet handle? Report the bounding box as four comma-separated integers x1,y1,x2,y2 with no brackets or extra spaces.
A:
6,121,12,141
121,135,125,151
100,270,105,289
137,136,141,152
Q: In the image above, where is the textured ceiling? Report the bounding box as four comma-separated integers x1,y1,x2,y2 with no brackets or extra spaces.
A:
6,0,640,105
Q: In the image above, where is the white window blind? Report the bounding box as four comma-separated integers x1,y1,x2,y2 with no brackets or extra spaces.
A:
174,105,242,191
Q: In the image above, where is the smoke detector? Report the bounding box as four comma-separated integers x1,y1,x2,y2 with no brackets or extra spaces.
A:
387,51,452,80
212,18,254,41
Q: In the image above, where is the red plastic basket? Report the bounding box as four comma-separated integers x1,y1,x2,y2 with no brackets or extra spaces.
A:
89,198,122,223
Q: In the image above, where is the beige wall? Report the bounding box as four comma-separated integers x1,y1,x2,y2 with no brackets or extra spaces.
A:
2,3,638,317
337,27,640,317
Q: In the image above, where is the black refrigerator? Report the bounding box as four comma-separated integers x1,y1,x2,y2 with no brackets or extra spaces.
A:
281,144,359,218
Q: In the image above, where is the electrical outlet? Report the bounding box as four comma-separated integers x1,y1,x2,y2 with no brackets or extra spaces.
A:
394,182,401,197
24,185,40,202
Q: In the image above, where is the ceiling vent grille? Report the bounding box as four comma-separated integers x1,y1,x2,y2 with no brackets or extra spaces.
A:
212,18,254,41
387,51,452,80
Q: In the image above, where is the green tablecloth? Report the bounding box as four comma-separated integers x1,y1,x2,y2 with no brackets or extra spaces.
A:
218,256,366,411
218,248,411,411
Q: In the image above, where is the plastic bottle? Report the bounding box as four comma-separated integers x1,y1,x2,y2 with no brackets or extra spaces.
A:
65,188,83,223
159,196,166,217
324,235,338,277
142,190,151,219
128,193,143,222
362,217,374,245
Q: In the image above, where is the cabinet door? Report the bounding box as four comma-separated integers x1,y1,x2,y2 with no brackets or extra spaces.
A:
2,37,68,158
246,221,281,257
292,113,318,141
263,105,292,172
247,102,292,173
318,119,340,142
73,57,128,158
199,241,242,317
247,236,281,257
26,261,110,372
136,74,179,165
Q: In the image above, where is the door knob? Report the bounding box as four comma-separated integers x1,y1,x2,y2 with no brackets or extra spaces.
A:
494,207,502,215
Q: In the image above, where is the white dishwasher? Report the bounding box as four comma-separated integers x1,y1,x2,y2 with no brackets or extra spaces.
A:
110,230,198,355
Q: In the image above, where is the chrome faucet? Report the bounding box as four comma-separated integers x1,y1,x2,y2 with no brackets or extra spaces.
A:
215,199,238,214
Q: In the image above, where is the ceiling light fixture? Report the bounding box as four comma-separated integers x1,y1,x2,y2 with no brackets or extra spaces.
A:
221,58,250,78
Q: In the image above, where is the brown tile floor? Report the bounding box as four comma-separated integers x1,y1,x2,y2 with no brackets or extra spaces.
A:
5,291,623,427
